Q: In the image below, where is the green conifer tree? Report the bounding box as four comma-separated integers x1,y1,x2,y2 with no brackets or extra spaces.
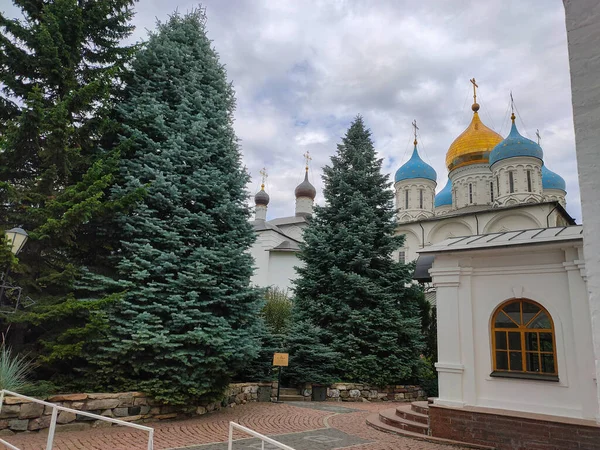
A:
289,117,424,386
95,10,262,404
0,0,136,382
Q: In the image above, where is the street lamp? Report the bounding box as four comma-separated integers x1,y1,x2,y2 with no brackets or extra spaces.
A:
1,227,28,310
5,228,28,255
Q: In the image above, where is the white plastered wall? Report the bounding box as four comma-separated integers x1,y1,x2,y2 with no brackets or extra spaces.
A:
564,0,600,418
431,243,598,419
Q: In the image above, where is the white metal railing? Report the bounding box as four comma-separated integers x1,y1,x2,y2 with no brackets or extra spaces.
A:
0,390,154,450
228,422,294,450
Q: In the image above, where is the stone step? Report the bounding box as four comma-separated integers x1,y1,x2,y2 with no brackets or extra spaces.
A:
395,404,429,425
366,411,496,450
411,401,430,415
378,408,429,435
278,395,308,402
278,388,301,396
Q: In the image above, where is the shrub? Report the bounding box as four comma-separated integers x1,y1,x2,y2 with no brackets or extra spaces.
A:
0,345,34,392
262,288,293,334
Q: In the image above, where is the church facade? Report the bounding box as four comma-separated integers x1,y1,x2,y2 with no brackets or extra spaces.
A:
394,87,574,264
249,165,315,291
250,84,575,292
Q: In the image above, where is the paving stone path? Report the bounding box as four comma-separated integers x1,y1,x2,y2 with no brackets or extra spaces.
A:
2,401,469,450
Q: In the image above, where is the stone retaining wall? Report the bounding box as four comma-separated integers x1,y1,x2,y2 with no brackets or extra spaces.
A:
0,381,425,435
0,383,274,436
301,383,426,402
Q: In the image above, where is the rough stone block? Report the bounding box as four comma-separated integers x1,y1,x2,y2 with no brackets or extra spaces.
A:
71,402,84,409
139,406,151,415
117,396,134,407
120,415,142,422
48,394,87,402
128,406,141,416
154,413,177,420
149,407,160,415
0,420,8,430
57,411,76,424
86,393,118,400
28,416,52,431
19,402,45,419
92,420,112,428
83,399,120,410
0,429,14,436
327,388,340,398
349,389,361,398
4,397,31,405
394,393,405,400
76,410,102,421
56,423,91,432
0,405,20,418
113,407,129,417
8,419,29,431
196,406,207,415
101,409,114,417
134,397,149,406
340,391,349,398
242,386,258,394
43,405,54,416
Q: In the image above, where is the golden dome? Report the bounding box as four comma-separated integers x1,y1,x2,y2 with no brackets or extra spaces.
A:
445,110,503,171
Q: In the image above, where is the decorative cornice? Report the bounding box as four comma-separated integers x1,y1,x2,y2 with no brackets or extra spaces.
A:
435,362,465,374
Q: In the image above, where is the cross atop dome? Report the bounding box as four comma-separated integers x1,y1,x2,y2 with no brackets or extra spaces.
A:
412,119,419,145
259,167,268,190
470,77,480,112
303,151,312,171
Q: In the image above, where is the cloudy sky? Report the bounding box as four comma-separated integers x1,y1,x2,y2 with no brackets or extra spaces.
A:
5,0,580,221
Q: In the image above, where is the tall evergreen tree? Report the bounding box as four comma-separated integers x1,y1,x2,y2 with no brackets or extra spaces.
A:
0,0,137,380
288,117,424,386
95,10,262,405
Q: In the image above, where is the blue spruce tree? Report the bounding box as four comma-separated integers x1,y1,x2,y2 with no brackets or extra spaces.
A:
97,10,262,404
288,117,424,386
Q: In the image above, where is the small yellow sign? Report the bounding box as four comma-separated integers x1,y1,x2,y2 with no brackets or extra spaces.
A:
272,353,289,367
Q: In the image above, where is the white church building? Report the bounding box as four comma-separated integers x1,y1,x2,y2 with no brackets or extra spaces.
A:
250,84,575,292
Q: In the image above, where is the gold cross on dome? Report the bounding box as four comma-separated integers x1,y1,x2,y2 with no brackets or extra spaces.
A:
470,77,478,103
536,129,541,145
303,151,312,170
412,119,419,144
259,167,268,189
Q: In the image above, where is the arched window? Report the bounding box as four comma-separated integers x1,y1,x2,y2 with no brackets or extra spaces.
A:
491,299,558,379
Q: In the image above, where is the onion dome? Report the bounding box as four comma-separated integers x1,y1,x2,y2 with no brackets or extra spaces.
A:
489,114,543,167
446,103,503,171
395,141,437,183
435,179,452,207
542,165,566,191
254,185,270,206
295,170,316,199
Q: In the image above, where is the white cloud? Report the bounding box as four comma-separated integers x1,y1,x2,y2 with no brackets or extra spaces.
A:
4,0,578,221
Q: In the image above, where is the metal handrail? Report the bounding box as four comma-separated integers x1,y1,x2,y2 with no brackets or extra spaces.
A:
0,390,154,450
228,422,295,450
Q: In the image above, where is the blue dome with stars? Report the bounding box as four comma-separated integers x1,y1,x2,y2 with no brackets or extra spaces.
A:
489,116,543,167
435,179,452,207
542,165,566,191
395,143,437,183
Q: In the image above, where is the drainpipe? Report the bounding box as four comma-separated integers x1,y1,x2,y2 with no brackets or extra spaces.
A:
546,204,559,228
419,222,425,248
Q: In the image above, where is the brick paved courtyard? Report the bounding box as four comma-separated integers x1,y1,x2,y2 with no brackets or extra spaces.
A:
2,401,469,450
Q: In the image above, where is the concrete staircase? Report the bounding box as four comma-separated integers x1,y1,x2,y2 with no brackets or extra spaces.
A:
278,387,309,402
366,400,495,450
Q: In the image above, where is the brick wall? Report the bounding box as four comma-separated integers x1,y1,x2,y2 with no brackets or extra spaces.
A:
429,404,600,450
